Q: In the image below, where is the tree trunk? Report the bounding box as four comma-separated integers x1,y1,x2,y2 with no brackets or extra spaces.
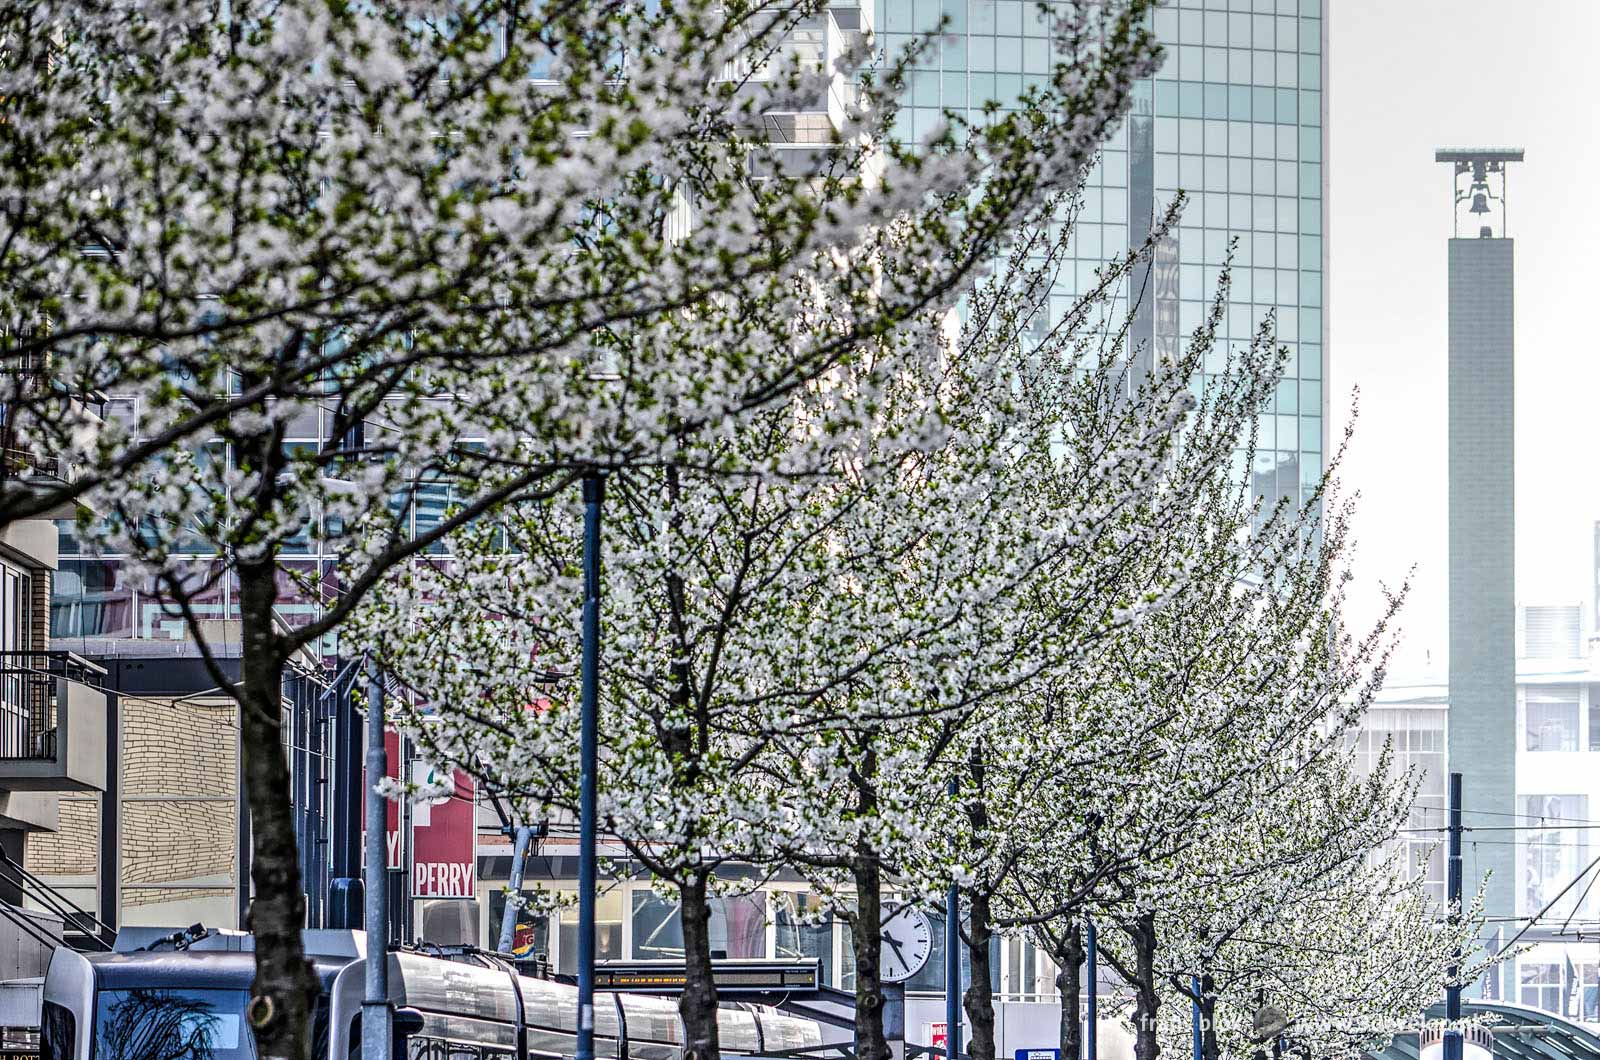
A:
851,850,890,1060
662,466,719,1060
838,737,892,1060
1198,975,1218,1060
1051,922,1085,1060
963,890,997,1060
962,743,998,1060
238,558,317,1060
1127,913,1160,1060
678,871,723,1060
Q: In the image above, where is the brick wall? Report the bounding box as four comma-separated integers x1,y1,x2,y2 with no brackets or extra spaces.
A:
120,697,237,908
24,694,239,914
30,568,48,651
25,796,97,877
122,696,237,800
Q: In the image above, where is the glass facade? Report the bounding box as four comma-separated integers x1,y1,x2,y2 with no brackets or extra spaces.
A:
878,0,1328,505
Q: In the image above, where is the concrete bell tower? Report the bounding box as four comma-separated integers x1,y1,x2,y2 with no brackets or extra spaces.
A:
1436,146,1523,1000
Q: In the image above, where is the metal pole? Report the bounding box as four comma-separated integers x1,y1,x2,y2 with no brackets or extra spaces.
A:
1085,919,1097,1060
1443,772,1463,1060
946,779,960,1060
1191,975,1203,1060
576,471,605,1060
497,825,534,953
362,660,392,1060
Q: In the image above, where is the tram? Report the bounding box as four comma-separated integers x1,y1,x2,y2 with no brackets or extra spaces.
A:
39,931,826,1060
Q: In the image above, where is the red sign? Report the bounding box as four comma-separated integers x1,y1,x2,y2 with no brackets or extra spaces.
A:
365,730,477,899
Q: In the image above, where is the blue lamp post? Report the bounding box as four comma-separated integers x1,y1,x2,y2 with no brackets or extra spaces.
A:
946,779,961,1060
575,470,605,1060
362,660,393,1060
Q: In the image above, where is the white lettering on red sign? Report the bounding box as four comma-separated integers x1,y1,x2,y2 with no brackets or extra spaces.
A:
414,861,475,898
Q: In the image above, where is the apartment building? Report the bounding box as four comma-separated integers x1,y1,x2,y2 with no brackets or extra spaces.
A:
0,371,110,976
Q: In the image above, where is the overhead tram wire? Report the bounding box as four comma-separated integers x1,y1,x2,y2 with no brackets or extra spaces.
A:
1401,842,1597,851
1399,824,1600,833
1496,851,1600,956
1557,863,1600,939
1403,805,1600,834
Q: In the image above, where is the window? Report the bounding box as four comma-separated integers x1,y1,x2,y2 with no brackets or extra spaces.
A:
1526,687,1579,751
630,890,768,961
95,988,253,1060
995,935,1057,1002
52,560,135,640
488,889,549,958
1520,963,1561,1014
1521,795,1589,918
1574,963,1599,1022
40,1001,74,1060
774,892,834,985
556,886,623,974
1357,707,1448,905
0,561,31,653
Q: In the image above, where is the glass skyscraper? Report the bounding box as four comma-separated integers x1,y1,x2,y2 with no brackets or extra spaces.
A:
879,0,1327,506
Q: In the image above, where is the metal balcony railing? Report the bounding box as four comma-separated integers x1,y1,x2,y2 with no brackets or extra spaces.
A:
0,352,108,420
0,446,75,486
0,651,105,762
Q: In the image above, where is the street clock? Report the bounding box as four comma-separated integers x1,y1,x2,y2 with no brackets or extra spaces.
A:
878,903,933,983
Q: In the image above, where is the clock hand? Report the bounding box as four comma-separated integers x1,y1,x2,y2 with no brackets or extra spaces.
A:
882,932,909,961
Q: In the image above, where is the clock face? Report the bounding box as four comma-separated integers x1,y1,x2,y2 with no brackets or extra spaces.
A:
879,903,934,983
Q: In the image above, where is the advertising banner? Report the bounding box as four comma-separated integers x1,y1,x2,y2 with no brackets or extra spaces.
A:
371,730,477,899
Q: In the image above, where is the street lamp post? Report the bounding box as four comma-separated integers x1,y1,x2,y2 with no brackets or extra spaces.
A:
576,470,605,1060
1443,772,1463,1060
1191,975,1203,1060
362,659,393,1060
945,779,961,1060
1085,919,1097,1060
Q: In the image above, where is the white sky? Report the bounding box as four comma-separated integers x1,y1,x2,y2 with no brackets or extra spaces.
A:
1328,0,1600,679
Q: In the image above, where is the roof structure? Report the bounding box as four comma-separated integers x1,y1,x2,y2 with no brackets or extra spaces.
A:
1367,1001,1600,1060
1434,148,1527,164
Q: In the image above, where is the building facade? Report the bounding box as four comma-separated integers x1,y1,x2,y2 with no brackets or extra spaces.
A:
1370,600,1600,1027
879,0,1328,509
0,388,111,973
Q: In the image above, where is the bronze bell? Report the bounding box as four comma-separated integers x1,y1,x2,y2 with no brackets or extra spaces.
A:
1469,192,1491,214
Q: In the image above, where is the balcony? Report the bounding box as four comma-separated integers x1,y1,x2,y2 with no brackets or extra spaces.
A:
0,652,107,793
0,448,77,489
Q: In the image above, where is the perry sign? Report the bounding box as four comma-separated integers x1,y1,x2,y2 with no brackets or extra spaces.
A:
380,730,477,900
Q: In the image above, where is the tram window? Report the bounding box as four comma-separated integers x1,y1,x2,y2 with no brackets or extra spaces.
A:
310,998,330,1060
40,1002,74,1060
405,1041,515,1060
94,988,253,1060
